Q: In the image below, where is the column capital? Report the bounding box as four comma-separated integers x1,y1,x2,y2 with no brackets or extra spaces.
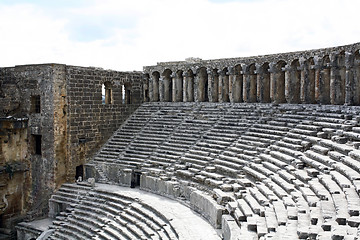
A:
268,63,276,73
183,71,190,77
298,59,308,69
217,69,227,76
345,51,354,69
207,67,215,76
311,64,322,70
283,64,292,72
227,66,235,75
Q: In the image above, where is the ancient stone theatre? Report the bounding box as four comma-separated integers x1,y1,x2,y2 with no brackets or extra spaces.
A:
2,42,360,239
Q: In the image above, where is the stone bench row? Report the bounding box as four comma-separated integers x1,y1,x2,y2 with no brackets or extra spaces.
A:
48,184,178,240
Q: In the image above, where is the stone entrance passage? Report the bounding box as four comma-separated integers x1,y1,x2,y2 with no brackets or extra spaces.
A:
75,165,84,180
131,170,141,188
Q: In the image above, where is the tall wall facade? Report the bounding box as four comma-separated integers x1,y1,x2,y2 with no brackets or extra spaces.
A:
65,66,143,184
0,64,63,236
144,42,360,106
0,64,142,236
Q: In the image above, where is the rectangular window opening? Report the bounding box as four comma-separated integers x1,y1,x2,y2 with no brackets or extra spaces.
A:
31,95,41,113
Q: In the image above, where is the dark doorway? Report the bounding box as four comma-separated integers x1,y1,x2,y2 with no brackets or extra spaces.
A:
130,171,141,188
33,134,42,155
75,165,84,181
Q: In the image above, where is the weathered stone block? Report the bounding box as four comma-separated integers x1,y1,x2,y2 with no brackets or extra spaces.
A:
222,215,241,240
190,190,224,229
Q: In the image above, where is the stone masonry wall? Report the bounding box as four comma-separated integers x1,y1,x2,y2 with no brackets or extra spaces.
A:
0,64,143,236
0,119,30,234
65,66,142,183
0,64,61,234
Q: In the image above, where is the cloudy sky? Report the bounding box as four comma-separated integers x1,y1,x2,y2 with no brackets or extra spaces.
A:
0,0,359,71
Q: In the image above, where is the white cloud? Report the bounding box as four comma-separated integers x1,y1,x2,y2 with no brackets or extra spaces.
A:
0,0,359,71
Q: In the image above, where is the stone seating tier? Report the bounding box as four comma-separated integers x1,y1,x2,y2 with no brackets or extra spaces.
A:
47,184,179,240
86,102,360,239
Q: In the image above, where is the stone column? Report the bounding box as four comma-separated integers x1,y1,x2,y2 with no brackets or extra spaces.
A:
188,72,195,102
345,52,355,105
183,71,189,102
173,72,183,102
353,54,360,105
330,54,337,105
224,70,230,102
171,72,176,102
218,70,224,102
256,64,269,103
228,67,242,103
207,68,218,102
269,63,286,103
242,66,250,103
194,72,200,102
149,75,154,102
313,58,322,103
243,64,257,103
269,63,276,103
284,64,291,103
228,67,235,103
195,68,208,102
299,60,308,103
218,69,223,102
330,54,347,105
159,76,165,102
307,61,316,104
143,74,150,102
319,61,331,104
218,70,229,102
150,74,160,102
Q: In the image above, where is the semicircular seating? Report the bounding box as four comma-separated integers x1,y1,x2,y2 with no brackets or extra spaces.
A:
52,102,360,239
46,183,179,240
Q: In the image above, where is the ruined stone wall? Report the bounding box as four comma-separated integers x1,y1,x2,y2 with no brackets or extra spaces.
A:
0,64,61,236
0,119,30,234
144,42,360,106
0,64,143,236
65,66,143,183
